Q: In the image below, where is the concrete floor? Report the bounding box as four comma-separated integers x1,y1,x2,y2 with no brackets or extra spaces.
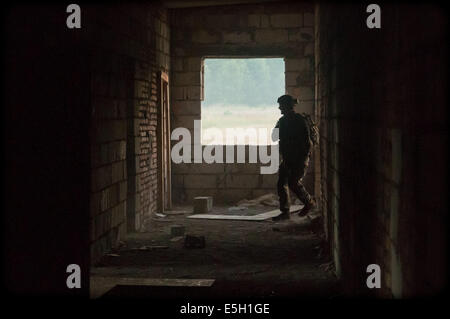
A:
90,205,340,299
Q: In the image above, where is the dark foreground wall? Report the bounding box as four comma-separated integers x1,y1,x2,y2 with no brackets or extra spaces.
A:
3,2,170,295
4,5,91,296
315,3,447,297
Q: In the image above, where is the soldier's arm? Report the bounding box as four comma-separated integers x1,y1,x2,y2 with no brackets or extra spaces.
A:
300,116,310,152
271,119,280,142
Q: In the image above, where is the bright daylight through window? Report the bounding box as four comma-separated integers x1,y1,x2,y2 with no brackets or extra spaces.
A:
201,58,285,145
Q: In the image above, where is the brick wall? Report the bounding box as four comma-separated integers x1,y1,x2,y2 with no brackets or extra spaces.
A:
87,3,170,264
315,3,447,297
127,7,170,234
170,2,315,204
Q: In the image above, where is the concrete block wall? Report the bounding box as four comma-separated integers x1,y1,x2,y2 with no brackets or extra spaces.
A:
315,3,447,297
170,2,315,204
128,8,170,234
86,3,170,264
171,146,314,204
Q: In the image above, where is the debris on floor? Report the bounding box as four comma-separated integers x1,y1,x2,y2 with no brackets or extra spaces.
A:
105,253,120,257
170,224,186,237
271,223,298,233
184,234,206,249
228,206,248,212
193,196,213,213
307,214,323,234
151,214,173,222
318,261,335,273
314,238,330,259
91,204,338,298
170,236,184,242
237,193,279,207
128,245,169,251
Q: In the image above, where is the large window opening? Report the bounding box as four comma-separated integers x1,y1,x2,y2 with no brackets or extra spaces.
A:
201,58,285,145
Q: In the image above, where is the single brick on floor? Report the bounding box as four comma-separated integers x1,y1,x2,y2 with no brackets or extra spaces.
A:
193,196,213,214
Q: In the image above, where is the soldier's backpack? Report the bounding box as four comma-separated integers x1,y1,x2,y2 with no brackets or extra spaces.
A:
300,113,319,148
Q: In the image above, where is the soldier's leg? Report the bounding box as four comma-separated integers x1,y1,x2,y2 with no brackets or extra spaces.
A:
288,159,316,216
287,165,313,205
273,163,290,221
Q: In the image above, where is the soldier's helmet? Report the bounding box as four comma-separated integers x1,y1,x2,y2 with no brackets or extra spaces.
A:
277,95,298,108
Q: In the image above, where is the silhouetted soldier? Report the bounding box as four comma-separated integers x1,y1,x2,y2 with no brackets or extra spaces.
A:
271,95,316,221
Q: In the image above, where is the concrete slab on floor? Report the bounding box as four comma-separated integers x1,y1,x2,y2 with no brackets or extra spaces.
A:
187,204,303,221
90,276,215,299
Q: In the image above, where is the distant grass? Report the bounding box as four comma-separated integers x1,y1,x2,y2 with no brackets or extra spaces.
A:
201,104,280,145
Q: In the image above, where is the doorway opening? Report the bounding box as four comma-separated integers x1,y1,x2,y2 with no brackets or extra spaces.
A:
157,71,172,213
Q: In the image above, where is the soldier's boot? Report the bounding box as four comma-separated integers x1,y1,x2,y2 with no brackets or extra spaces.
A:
298,197,316,217
272,209,290,221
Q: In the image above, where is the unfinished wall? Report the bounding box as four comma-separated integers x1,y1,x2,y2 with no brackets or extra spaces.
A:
170,2,315,204
126,7,170,234
315,3,447,297
87,3,170,264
